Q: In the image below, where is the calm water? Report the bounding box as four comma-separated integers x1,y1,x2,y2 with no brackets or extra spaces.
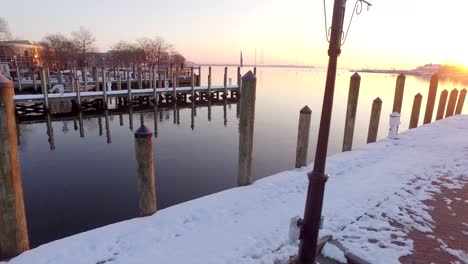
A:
18,67,467,247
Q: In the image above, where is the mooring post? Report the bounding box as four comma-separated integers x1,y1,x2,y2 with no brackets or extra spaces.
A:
117,75,122,90
198,66,202,86
445,88,459,118
295,106,312,168
191,66,195,99
15,66,23,93
75,77,81,110
138,67,143,89
153,76,158,107
342,72,361,152
40,68,49,111
0,73,29,260
436,90,448,120
172,67,177,102
367,97,382,143
455,88,467,115
237,66,241,88
224,67,228,96
254,67,257,76
392,73,406,113
127,77,132,105
409,93,423,129
46,67,52,91
238,71,257,186
33,72,38,93
102,68,108,109
208,66,212,98
93,67,99,91
58,71,63,84
134,117,157,216
423,74,438,124
70,75,75,93
83,67,88,91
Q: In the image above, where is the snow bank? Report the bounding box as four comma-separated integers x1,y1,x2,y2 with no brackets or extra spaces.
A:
4,116,468,264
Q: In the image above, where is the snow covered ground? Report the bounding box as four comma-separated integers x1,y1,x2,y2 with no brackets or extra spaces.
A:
3,116,468,264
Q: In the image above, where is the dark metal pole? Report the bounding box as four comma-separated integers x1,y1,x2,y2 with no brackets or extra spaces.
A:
298,0,346,263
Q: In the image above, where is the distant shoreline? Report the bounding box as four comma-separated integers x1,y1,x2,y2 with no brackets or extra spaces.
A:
195,64,316,69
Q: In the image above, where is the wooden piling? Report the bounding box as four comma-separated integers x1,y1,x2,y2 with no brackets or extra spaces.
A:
138,68,143,89
224,67,228,95
445,89,459,118
83,68,88,91
0,73,29,260
102,69,108,108
117,75,122,90
191,66,195,99
75,77,81,110
208,66,212,97
409,93,423,129
127,78,132,105
367,97,382,144
436,90,448,120
342,73,361,152
254,67,257,76
175,67,179,88
295,106,312,168
392,73,406,113
16,66,22,92
40,68,49,111
58,71,63,84
238,71,257,186
93,67,99,91
70,75,75,92
32,72,38,93
455,88,467,115
423,74,438,124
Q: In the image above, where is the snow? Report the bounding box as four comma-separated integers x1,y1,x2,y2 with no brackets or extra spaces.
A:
3,116,468,264
321,243,347,263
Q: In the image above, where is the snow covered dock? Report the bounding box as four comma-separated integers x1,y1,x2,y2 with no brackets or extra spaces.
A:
4,116,468,264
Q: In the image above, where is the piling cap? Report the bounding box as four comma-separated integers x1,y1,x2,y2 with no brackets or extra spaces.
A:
242,71,256,82
351,72,361,79
300,105,312,114
135,125,153,138
0,71,13,89
373,97,382,103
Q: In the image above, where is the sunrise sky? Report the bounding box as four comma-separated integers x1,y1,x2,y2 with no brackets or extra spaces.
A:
4,0,467,69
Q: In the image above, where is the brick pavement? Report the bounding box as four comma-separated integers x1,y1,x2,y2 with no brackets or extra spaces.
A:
399,177,468,264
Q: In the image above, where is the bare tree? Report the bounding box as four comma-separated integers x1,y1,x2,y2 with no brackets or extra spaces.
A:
0,17,12,40
71,26,96,67
171,52,186,66
137,37,173,69
38,33,77,69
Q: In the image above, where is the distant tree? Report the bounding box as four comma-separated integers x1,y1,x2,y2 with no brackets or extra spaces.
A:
171,52,186,66
109,37,185,70
38,33,77,69
0,17,12,40
137,37,173,69
71,26,96,67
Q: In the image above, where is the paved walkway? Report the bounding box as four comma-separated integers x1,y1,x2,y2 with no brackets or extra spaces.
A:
399,177,468,264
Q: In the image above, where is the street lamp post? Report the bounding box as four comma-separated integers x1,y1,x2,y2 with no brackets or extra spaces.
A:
298,0,371,263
